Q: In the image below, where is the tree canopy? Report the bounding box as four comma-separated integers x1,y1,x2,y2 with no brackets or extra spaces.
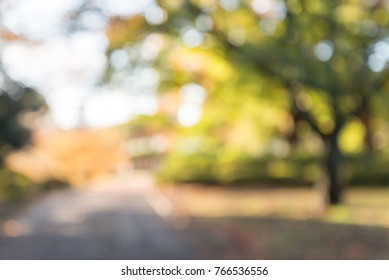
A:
98,0,389,205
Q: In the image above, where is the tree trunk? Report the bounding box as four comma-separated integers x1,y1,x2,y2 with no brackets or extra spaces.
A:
324,133,342,205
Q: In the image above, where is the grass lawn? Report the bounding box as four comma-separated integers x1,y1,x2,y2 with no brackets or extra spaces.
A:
161,185,389,259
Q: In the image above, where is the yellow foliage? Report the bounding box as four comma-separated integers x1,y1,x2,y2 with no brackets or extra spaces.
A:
336,5,364,24
190,0,217,10
160,0,185,11
307,91,335,134
169,48,233,83
304,1,327,14
339,118,365,154
225,119,266,156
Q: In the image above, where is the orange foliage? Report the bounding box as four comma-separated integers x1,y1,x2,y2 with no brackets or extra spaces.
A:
106,15,146,49
7,128,129,186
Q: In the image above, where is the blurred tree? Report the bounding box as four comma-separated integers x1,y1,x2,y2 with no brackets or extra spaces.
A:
223,1,389,205
104,0,389,206
0,62,45,202
0,66,44,160
226,0,389,205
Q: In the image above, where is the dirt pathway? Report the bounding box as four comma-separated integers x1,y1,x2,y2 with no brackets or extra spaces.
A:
0,171,200,259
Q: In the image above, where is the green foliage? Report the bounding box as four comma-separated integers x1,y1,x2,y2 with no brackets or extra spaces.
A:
0,168,68,204
158,151,218,183
0,168,31,202
0,67,46,203
0,71,44,151
125,113,176,136
157,149,314,185
158,150,389,187
0,168,38,203
344,154,389,186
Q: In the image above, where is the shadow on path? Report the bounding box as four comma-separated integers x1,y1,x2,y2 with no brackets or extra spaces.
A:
183,216,389,259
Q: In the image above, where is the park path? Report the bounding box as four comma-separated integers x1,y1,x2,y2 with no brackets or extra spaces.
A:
0,171,201,259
